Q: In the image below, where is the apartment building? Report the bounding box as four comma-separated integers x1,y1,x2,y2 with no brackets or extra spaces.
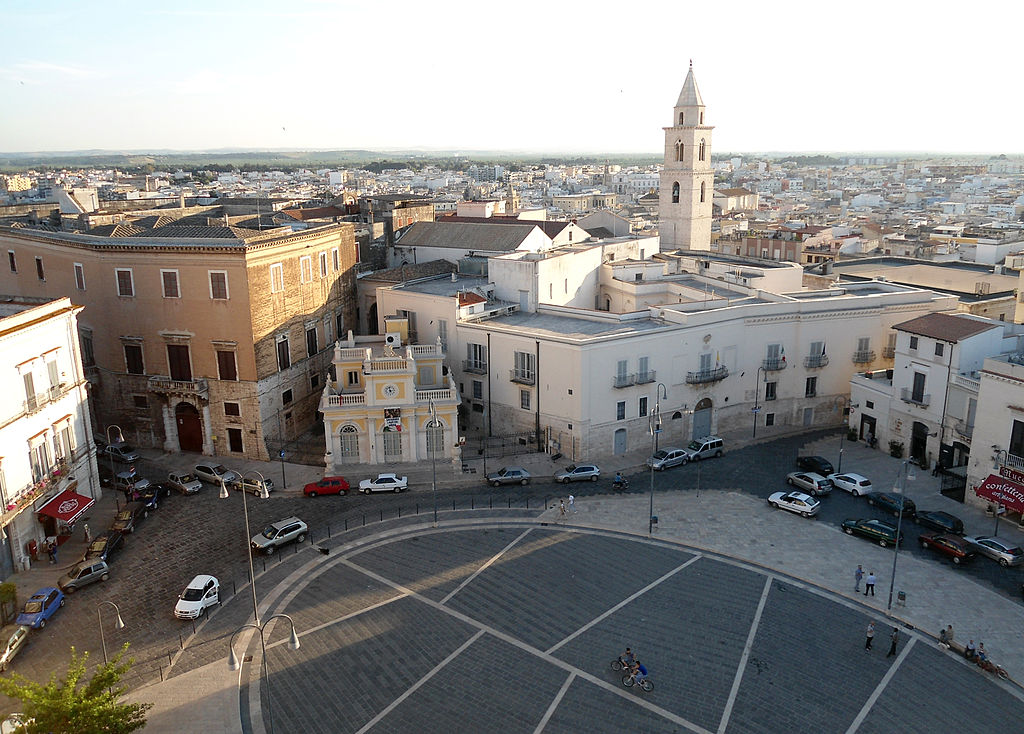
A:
0,218,357,461
0,296,99,580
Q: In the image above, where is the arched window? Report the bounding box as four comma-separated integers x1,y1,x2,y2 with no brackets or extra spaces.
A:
675,140,683,162
699,111,704,124
339,424,359,459
700,181,706,203
426,420,444,456
678,112,684,125
699,139,706,162
672,182,680,203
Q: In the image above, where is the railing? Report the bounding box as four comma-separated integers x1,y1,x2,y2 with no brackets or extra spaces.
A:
367,358,409,372
882,346,896,359
324,393,366,407
337,347,366,361
852,350,876,364
685,366,729,384
953,373,980,392
416,387,455,402
148,376,209,397
804,354,829,368
612,374,636,388
900,388,930,407
761,358,786,371
509,369,536,386
953,421,973,440
999,452,1024,470
462,360,488,375
409,344,443,357
635,370,656,384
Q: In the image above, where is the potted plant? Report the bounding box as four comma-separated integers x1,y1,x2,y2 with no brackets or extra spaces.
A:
888,440,904,458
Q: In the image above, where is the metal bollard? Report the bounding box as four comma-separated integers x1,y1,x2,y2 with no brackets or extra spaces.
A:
159,664,165,682
380,509,384,522
327,525,331,539
167,651,173,667
471,497,475,510
345,517,348,530
179,633,184,650
192,619,196,635
362,514,365,527
232,580,236,595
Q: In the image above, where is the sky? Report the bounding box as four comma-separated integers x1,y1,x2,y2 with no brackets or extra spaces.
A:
1,0,1021,156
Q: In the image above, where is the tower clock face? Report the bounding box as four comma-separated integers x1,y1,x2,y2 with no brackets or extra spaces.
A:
383,383,398,398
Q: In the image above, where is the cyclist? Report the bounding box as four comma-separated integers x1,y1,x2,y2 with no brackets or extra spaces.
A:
619,647,636,668
633,659,648,685
977,643,988,665
614,472,626,489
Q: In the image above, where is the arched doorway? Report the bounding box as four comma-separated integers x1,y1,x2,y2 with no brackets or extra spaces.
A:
176,402,203,453
910,421,930,465
367,302,379,335
613,428,627,455
692,398,713,439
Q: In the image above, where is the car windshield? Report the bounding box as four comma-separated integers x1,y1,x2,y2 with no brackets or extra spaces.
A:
117,444,136,452
68,564,84,577
23,602,42,614
686,441,702,450
565,465,577,472
181,587,204,601
821,479,834,487
261,526,278,539
179,474,197,482
652,451,668,460
88,540,105,552
115,511,131,521
212,466,227,475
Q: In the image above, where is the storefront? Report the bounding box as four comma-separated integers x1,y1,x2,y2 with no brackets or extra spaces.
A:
35,486,95,557
974,470,1024,527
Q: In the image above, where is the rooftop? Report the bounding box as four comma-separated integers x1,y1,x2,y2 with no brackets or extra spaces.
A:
893,313,999,342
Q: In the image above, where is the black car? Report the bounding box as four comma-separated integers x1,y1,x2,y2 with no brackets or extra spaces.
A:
83,531,125,562
842,518,903,547
914,510,964,535
865,492,917,518
795,455,835,476
109,501,150,535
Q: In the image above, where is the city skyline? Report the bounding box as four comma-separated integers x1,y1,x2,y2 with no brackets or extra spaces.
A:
2,0,1021,155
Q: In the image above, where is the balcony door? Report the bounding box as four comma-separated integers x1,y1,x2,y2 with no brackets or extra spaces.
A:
167,345,192,381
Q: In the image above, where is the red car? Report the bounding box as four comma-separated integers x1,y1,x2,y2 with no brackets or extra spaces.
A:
303,476,350,497
919,532,975,565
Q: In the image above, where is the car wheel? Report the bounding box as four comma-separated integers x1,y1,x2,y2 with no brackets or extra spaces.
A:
878,539,888,548
521,478,528,485
715,450,723,458
561,477,570,484
142,510,149,519
296,533,305,543
921,540,929,548
868,498,875,506
199,606,206,617
65,586,75,594
852,489,859,497
590,475,598,482
844,527,853,535
492,481,500,488
999,558,1009,567
265,546,275,555
100,573,109,581
39,619,45,629
309,491,317,497
953,556,961,565
787,477,795,486
59,598,65,607
769,501,778,508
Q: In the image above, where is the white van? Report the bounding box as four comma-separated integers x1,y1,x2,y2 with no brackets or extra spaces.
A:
682,436,724,461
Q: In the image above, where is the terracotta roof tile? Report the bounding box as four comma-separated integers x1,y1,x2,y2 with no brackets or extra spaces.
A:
893,313,998,342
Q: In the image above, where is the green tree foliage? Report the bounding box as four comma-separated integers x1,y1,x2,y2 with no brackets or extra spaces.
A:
0,644,151,734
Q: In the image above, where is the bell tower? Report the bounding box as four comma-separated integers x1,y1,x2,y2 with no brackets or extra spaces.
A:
659,62,713,251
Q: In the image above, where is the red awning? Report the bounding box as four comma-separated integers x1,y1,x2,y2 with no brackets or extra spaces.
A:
975,474,1024,514
37,489,95,524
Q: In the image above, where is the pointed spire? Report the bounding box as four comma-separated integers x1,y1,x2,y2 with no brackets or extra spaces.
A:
675,64,704,108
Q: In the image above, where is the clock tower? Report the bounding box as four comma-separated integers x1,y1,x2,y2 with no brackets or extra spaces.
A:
659,62,713,251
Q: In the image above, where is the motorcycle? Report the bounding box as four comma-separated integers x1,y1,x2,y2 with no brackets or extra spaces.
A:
612,477,629,492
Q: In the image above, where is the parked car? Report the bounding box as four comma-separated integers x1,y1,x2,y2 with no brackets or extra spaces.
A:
842,518,903,547
58,560,110,593
865,492,916,518
110,502,149,535
828,472,873,496
84,531,125,563
646,448,688,471
15,587,64,629
251,517,307,555
227,475,275,496
485,467,531,486
303,476,350,497
554,464,600,483
682,436,724,461
105,441,140,464
174,575,220,619
914,510,965,535
194,464,240,488
962,535,1024,567
113,470,151,496
919,532,975,565
360,473,409,493
795,456,835,475
767,491,820,518
785,472,834,496
167,471,203,495
0,625,30,672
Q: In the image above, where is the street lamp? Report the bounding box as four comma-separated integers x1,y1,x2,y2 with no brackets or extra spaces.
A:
96,600,125,666
886,459,914,611
751,367,766,438
228,614,300,734
837,405,858,474
427,399,441,528
221,469,270,625
650,383,667,536
105,424,124,494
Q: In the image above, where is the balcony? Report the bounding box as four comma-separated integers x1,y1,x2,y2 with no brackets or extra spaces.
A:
852,350,876,364
635,370,657,385
996,451,1024,470
900,388,930,407
882,346,896,359
148,375,210,400
323,392,366,407
761,358,786,372
953,421,973,441
416,386,456,403
462,360,488,375
804,354,829,369
612,374,636,389
685,366,729,385
509,369,536,386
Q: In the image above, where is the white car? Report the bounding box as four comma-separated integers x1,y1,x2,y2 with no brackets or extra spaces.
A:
828,472,872,496
167,471,203,495
785,471,834,496
174,575,220,619
767,491,820,518
359,473,409,493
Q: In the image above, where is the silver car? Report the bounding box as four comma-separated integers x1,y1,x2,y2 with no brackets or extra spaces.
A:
167,471,203,495
786,471,834,496
194,464,241,488
251,517,307,555
962,535,1024,567
646,448,687,471
554,464,600,483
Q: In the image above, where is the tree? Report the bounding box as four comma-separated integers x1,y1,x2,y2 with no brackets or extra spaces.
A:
0,644,151,734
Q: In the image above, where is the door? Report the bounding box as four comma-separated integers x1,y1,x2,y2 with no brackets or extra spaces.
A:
167,345,192,381
692,398,712,439
613,428,627,455
910,421,929,464
803,407,814,426
176,402,203,452
227,427,243,453
859,415,876,441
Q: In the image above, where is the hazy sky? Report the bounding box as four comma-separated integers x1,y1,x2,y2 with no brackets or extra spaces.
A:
2,0,1020,155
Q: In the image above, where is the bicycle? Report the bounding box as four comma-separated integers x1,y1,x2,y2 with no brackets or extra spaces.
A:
621,669,653,692
610,656,632,671
977,657,1009,680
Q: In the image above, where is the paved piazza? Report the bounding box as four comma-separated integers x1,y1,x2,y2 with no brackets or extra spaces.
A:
210,522,1024,734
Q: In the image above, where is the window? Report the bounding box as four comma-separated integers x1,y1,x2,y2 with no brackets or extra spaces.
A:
47,357,59,388
23,373,35,408
765,413,775,427
700,181,706,203
909,336,918,350
347,370,359,387
34,257,44,281
857,337,870,352
167,344,192,381
699,353,713,372
616,401,626,420
300,256,313,283
116,268,134,297
224,402,241,417
521,390,531,410
124,344,144,375
282,389,293,406
564,278,568,294
382,430,402,459
132,395,148,409
80,329,95,367
765,381,777,401
339,425,359,458
336,312,344,340
227,428,243,453
331,248,340,271
217,350,237,381
270,263,284,293
549,283,553,299
319,252,328,277
639,396,648,417
912,372,926,403
426,421,444,455
672,182,679,203
865,400,874,409
438,319,448,351
472,380,483,399
513,351,536,382
805,376,817,397
306,326,318,357
934,342,944,357
209,271,228,300
310,373,320,390
675,140,683,161
809,341,823,357
323,314,333,345
277,335,291,371
699,139,706,161
6,251,15,273
161,270,180,298
638,356,650,381
74,263,86,290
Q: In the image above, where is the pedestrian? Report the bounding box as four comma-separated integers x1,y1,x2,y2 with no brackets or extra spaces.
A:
939,624,954,649
854,564,864,593
568,494,576,513
865,621,875,651
864,571,876,596
46,541,55,565
886,627,900,658
964,639,976,661
83,523,91,544
559,499,566,518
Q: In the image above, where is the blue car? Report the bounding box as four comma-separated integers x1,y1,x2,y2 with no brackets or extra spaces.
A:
15,587,65,629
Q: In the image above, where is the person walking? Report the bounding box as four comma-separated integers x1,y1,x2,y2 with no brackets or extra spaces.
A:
46,540,55,565
886,627,900,658
83,523,92,544
559,499,567,519
568,494,576,513
854,565,864,593
865,621,875,651
864,571,876,596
